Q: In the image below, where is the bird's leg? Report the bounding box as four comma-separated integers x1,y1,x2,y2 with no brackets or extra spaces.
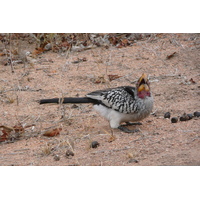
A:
118,126,140,133
121,122,142,126
124,122,142,126
118,121,142,133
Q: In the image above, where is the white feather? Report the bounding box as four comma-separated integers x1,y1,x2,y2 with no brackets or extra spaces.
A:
93,95,153,129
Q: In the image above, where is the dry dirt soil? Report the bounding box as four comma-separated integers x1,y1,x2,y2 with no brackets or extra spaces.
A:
0,33,200,166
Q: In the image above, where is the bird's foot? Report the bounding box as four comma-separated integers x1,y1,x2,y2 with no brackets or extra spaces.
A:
118,126,140,133
124,122,142,126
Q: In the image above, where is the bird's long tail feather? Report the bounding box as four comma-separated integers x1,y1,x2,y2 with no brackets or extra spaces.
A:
39,97,97,104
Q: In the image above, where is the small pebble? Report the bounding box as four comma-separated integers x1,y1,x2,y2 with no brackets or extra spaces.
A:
65,149,74,158
54,155,60,161
171,117,178,123
187,113,193,120
90,141,100,148
194,111,200,117
128,159,139,163
180,113,189,121
164,112,171,118
71,104,79,109
44,43,52,51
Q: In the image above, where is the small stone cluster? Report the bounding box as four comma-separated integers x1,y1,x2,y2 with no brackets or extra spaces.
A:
164,111,200,123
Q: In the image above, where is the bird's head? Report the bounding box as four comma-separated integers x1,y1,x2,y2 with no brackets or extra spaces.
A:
136,73,151,99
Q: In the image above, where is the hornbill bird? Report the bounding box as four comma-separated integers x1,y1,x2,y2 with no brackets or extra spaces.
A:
38,74,153,133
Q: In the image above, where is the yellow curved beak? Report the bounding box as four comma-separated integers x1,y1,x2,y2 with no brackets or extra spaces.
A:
137,73,150,92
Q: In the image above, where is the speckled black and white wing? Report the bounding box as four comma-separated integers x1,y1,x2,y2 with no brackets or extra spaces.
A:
86,86,139,114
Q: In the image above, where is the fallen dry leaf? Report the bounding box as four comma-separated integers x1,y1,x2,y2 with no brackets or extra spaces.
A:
108,135,116,143
72,57,87,64
116,44,124,48
120,39,130,47
108,74,122,81
0,131,9,142
0,125,13,142
32,47,45,56
0,124,35,142
13,124,25,133
189,78,196,84
166,52,176,59
61,41,71,48
12,49,19,55
0,125,14,133
43,128,62,137
108,36,118,46
0,52,6,56
93,76,106,84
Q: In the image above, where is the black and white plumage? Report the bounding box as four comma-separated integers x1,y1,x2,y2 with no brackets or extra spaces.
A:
39,74,153,133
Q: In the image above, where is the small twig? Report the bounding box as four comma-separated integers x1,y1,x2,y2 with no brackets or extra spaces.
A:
59,92,65,119
36,67,50,71
16,94,19,106
76,45,97,52
14,148,30,152
4,152,27,155
2,87,42,93
9,33,14,73
151,109,157,115
29,33,40,43
191,136,200,142
65,46,71,59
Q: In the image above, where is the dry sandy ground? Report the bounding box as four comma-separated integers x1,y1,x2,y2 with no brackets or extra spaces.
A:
0,33,200,166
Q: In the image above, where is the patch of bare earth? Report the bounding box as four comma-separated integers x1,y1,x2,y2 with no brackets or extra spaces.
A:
0,33,199,166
